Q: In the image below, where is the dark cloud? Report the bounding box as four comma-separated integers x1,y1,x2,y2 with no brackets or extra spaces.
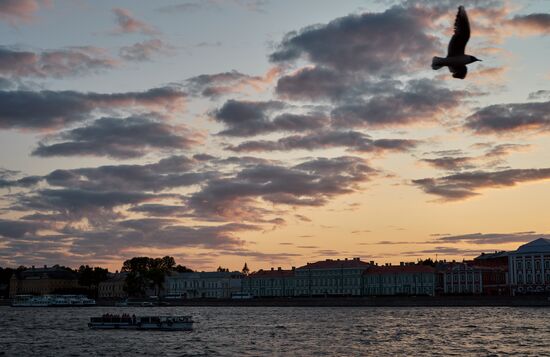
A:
270,6,438,75
112,7,158,35
0,46,116,78
213,99,328,136
0,218,46,238
507,13,550,34
483,143,530,157
0,87,186,130
465,100,550,134
0,156,207,193
219,249,301,261
18,189,163,213
0,220,259,267
186,70,265,98
188,156,374,221
212,99,284,136
275,66,402,102
119,39,173,62
276,67,358,102
528,90,550,100
421,156,476,171
413,168,550,201
128,204,189,217
435,231,550,245
0,175,41,189
156,0,268,14
43,155,207,192
227,130,418,153
331,79,465,128
32,116,201,159
401,246,481,256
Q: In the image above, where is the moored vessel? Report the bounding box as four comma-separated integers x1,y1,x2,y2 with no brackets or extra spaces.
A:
88,314,194,331
11,294,96,307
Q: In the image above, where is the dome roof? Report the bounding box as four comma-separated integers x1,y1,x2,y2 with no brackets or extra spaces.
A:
514,238,550,254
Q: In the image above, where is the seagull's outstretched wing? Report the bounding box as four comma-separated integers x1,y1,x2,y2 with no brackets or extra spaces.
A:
447,6,470,57
449,65,467,79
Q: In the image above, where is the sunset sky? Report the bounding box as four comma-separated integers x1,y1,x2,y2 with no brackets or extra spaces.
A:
1,0,549,272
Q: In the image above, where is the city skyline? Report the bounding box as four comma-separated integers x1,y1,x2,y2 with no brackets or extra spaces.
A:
1,0,549,272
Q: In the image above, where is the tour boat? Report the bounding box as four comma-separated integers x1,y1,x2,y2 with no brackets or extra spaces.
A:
11,294,96,307
88,314,194,331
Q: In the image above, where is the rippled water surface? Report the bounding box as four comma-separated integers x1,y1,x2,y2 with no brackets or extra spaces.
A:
1,306,550,356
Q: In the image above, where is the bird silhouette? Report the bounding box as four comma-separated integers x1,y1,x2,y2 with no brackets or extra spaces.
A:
432,6,481,79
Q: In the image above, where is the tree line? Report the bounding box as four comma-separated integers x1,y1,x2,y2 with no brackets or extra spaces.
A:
0,256,194,299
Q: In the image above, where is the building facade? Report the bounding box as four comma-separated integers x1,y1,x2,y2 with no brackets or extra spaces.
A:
363,264,436,296
9,266,80,298
166,271,243,298
294,258,370,296
508,238,550,295
442,263,483,294
98,273,128,299
243,268,295,297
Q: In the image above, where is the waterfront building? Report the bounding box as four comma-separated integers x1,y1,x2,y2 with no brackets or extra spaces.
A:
9,265,79,298
98,273,128,299
442,263,484,294
363,264,436,296
474,251,509,268
469,252,509,295
166,271,243,299
508,238,550,295
243,267,295,297
294,258,369,296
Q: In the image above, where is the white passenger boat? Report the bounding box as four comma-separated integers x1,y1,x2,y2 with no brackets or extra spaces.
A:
11,294,96,307
88,314,194,331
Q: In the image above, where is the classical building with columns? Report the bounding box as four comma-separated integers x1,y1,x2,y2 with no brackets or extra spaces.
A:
508,238,550,295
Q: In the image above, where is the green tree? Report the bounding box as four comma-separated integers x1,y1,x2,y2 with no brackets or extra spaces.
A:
174,264,193,273
121,256,177,299
77,265,109,298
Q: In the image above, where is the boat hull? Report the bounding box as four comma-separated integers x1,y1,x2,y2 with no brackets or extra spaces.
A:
88,322,193,331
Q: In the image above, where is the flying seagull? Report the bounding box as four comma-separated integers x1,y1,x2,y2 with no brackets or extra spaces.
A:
432,6,481,79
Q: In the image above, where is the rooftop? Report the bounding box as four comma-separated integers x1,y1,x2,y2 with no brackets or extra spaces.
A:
514,238,550,254
474,251,509,260
249,268,294,278
297,258,370,270
364,265,435,275
16,266,77,280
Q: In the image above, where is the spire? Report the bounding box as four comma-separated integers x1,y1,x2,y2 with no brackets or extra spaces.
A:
242,262,249,275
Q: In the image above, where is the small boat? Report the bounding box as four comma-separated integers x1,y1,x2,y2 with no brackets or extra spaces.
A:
88,314,194,331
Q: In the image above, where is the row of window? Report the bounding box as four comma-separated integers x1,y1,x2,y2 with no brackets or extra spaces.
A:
365,275,433,284
365,287,433,295
169,281,227,289
295,269,365,276
515,260,550,271
516,273,550,285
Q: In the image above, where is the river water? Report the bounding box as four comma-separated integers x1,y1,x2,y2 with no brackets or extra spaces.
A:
1,306,550,356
